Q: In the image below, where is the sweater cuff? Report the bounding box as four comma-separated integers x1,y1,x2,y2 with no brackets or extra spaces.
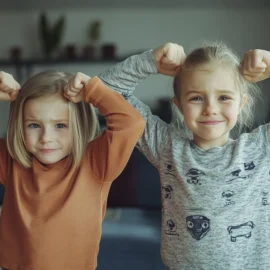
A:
146,50,159,74
83,76,114,107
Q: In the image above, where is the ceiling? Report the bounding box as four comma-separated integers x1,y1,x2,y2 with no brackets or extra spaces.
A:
0,0,269,10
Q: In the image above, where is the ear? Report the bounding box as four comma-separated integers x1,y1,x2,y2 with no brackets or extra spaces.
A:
172,96,184,115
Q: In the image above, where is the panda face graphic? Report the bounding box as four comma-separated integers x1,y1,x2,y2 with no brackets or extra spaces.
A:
222,190,234,198
186,215,210,240
186,169,205,185
222,190,235,206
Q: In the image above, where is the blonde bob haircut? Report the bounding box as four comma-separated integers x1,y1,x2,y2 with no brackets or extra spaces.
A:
6,70,99,168
172,41,261,136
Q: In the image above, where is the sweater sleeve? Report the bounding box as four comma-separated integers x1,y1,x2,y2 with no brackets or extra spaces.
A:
252,123,270,158
99,50,170,168
84,77,145,183
0,138,9,186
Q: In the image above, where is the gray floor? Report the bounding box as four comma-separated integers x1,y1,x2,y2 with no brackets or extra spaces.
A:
98,208,166,270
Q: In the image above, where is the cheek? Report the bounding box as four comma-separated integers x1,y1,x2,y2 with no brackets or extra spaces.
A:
224,103,240,121
24,130,37,150
24,132,34,151
183,103,200,118
62,130,73,148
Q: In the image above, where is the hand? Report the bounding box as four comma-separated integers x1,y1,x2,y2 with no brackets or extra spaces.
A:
153,42,186,76
241,49,270,82
0,71,20,101
64,72,91,103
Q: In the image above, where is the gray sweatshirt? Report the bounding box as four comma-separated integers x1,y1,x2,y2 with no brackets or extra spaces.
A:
99,50,270,270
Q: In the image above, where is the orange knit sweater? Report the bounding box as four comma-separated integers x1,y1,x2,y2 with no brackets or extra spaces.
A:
0,77,145,270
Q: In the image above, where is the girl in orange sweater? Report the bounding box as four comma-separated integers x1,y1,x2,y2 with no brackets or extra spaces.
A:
0,71,145,270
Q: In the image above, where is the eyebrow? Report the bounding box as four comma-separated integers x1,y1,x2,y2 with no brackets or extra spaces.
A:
24,118,69,122
185,89,236,96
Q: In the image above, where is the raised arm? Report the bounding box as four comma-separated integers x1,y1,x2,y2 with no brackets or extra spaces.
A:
241,49,270,151
0,71,20,185
65,73,145,182
99,43,186,168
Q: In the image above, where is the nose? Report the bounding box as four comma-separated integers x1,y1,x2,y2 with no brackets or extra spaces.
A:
202,100,218,116
39,127,53,144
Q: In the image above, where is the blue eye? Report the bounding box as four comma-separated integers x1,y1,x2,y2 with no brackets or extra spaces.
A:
28,123,40,128
190,96,202,101
56,123,67,128
219,96,230,101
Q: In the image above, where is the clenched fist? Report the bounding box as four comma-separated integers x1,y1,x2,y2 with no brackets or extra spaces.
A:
64,72,91,103
153,42,186,76
0,71,20,101
241,49,270,82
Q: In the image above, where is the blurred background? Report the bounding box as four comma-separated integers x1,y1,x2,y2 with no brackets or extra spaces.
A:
0,0,269,269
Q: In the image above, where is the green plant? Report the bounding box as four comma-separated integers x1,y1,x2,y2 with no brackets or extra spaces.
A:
39,12,65,58
88,20,101,43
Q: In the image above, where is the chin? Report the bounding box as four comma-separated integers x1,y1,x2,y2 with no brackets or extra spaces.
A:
37,157,62,165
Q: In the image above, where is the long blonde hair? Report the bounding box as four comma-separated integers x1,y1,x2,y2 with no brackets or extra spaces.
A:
172,41,261,136
6,70,99,168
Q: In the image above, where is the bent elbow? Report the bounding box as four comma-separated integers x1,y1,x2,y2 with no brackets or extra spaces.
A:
132,114,146,137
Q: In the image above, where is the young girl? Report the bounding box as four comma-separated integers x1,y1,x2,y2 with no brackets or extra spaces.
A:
99,43,270,269
0,70,145,270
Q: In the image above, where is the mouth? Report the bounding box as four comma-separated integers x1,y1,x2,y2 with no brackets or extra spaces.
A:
198,121,224,125
39,149,57,153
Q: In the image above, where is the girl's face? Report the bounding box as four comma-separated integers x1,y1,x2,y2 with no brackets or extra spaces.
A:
175,65,243,149
23,93,73,165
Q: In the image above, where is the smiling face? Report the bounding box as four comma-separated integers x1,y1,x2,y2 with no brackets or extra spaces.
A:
23,93,73,165
174,64,243,149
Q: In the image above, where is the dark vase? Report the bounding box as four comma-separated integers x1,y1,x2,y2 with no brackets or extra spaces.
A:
101,43,116,59
9,46,22,61
82,45,96,59
64,44,77,59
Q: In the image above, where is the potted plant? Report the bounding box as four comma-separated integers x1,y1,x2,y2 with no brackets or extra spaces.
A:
39,12,65,58
82,20,101,59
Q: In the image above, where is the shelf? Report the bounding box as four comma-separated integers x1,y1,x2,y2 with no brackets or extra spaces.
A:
0,57,126,66
0,57,129,82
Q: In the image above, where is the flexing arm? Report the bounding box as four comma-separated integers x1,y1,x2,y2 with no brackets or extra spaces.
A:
99,43,184,94
0,72,20,185
65,72,145,182
99,43,186,168
241,49,270,153
100,50,158,94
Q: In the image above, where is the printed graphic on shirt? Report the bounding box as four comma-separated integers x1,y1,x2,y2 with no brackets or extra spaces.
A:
244,161,255,170
226,161,255,183
162,184,173,199
165,164,177,177
222,190,235,206
186,215,210,240
186,168,205,185
262,191,270,206
165,219,179,239
227,221,255,242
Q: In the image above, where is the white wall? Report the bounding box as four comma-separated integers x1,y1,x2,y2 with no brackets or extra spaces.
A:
0,7,270,137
